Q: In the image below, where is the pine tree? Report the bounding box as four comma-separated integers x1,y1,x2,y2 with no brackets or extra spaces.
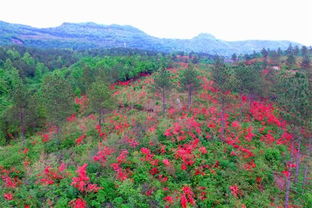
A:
261,48,268,58
8,83,40,140
211,57,238,140
286,44,293,55
277,47,283,56
301,46,308,56
286,53,296,68
153,68,172,113
42,73,75,132
301,55,310,69
277,71,312,185
179,64,201,109
294,45,300,56
87,80,114,126
234,64,262,99
231,53,237,63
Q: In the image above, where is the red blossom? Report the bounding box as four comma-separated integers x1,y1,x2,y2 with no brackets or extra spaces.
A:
181,163,187,171
22,148,29,154
150,167,159,175
163,196,174,204
243,160,256,170
282,170,291,178
245,126,255,142
93,146,115,166
66,114,77,122
42,134,50,142
75,134,87,145
117,150,129,163
198,146,207,154
229,185,240,198
158,175,168,182
37,164,67,185
231,121,241,129
163,159,171,166
180,193,188,208
69,198,87,208
2,175,17,188
260,132,275,144
141,147,151,155
71,164,101,192
287,163,296,168
277,132,293,145
116,169,128,181
3,193,13,200
145,189,154,196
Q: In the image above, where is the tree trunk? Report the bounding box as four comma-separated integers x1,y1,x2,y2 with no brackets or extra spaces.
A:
294,136,302,184
303,165,309,188
162,89,166,113
99,110,103,126
285,142,295,208
220,100,225,141
19,110,25,142
188,87,192,109
56,126,61,135
303,139,311,187
284,174,291,208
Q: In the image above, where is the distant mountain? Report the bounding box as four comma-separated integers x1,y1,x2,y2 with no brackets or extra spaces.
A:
0,21,302,55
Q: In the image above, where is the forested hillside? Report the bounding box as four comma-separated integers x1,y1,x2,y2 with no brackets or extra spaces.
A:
0,45,311,208
0,21,302,55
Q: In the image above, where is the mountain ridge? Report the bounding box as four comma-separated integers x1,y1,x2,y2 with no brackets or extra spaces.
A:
0,20,302,55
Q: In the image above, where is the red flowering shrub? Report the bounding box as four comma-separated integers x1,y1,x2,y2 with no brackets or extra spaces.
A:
37,163,67,185
75,134,87,144
2,175,17,188
93,146,115,166
249,101,281,127
71,164,101,192
3,193,13,200
69,198,87,208
180,186,195,208
66,114,77,122
229,185,240,198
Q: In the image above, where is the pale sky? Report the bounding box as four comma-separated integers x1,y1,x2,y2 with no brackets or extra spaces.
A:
0,0,311,45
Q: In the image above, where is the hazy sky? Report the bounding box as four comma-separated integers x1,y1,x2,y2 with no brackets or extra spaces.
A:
0,0,311,45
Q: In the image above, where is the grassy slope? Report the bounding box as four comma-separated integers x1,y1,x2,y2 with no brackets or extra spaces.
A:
0,63,311,208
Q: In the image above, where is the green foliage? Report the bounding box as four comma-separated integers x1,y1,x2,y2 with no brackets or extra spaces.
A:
42,73,75,128
0,45,311,208
3,82,41,140
88,80,114,124
153,68,173,93
286,53,296,68
152,68,173,113
179,64,201,107
211,57,237,93
301,55,310,69
233,63,262,97
277,71,311,126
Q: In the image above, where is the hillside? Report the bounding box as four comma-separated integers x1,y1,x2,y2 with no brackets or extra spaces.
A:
0,21,301,55
0,44,311,207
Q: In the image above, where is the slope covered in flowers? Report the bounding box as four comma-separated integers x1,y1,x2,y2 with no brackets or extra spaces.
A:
0,63,311,208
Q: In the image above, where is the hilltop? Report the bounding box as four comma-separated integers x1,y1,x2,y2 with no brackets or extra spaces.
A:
0,21,302,55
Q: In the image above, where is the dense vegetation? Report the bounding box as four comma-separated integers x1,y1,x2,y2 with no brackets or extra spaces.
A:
0,45,311,208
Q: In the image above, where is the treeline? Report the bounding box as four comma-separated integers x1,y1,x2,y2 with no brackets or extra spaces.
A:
0,44,311,145
231,44,312,67
0,46,171,144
